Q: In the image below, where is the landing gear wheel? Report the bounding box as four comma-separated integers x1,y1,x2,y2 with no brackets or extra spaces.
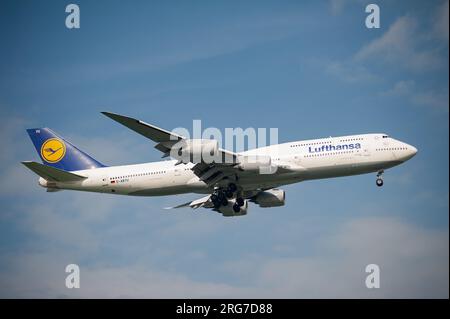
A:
376,178,384,187
376,170,384,187
236,197,245,207
217,191,225,201
232,203,241,213
221,197,228,206
210,194,221,208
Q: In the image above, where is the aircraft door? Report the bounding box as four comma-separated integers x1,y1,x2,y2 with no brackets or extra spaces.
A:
99,174,113,193
362,145,371,157
101,175,109,187
173,168,182,184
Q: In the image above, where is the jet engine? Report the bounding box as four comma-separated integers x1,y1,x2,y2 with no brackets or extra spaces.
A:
237,155,272,172
254,189,285,207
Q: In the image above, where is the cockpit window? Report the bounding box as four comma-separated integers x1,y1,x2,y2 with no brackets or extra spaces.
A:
382,135,389,138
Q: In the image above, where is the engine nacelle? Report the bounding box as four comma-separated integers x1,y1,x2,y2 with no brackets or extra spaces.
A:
237,155,272,172
254,189,285,207
218,199,248,217
172,139,219,164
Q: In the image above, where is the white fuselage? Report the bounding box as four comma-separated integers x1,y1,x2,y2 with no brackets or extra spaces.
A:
39,133,417,196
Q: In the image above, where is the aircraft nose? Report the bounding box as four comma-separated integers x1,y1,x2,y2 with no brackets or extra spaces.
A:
404,143,418,160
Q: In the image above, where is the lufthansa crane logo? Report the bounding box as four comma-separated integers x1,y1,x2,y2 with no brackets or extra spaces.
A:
41,138,66,163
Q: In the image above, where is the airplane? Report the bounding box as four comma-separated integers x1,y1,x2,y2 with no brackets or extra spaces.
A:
22,112,418,217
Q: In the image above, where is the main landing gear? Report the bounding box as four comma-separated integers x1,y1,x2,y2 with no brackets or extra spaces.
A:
210,192,227,208
232,197,245,213
211,183,244,211
376,170,384,187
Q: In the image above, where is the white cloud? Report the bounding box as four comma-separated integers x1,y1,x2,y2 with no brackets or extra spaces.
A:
411,90,449,112
0,251,254,298
355,15,445,71
0,216,447,298
0,116,30,163
329,0,348,15
381,80,448,113
242,217,449,298
433,1,449,42
0,116,40,196
20,204,101,253
32,10,308,88
381,80,416,97
325,60,378,83
0,164,39,197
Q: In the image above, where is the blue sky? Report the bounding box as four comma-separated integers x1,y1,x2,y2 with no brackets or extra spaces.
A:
0,0,448,298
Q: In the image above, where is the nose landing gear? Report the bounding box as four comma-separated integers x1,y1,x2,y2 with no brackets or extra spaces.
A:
376,170,384,187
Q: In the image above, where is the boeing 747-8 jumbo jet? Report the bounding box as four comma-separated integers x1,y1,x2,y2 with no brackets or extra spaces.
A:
22,112,417,217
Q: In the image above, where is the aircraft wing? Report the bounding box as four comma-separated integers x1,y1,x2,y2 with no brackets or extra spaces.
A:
101,112,184,156
102,112,241,186
102,112,237,162
165,195,214,210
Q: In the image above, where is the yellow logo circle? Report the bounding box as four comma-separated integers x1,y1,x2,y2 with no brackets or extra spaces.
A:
41,138,66,163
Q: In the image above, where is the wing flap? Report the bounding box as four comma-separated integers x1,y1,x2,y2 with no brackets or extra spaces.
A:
165,195,212,210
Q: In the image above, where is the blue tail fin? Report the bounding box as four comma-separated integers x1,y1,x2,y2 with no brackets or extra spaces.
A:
26,128,106,171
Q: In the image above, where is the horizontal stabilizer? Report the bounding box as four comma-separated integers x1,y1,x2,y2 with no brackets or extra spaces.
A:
21,161,87,182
